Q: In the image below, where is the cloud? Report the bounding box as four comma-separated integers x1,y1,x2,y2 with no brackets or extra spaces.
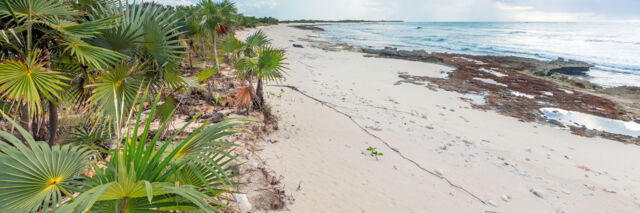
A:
237,0,277,10
494,1,598,21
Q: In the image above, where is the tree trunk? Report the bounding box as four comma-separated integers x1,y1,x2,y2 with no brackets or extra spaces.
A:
188,48,193,70
200,40,206,57
20,106,33,136
47,101,58,146
212,33,219,68
255,78,264,108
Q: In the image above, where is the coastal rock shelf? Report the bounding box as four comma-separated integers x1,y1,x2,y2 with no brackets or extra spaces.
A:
352,47,640,143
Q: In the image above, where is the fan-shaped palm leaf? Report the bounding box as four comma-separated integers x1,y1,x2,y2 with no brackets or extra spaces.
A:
89,1,185,65
0,112,92,212
0,0,78,22
0,56,69,116
63,40,124,69
88,62,141,118
255,47,286,81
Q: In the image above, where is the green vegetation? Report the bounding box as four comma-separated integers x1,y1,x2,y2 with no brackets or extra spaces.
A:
366,146,384,160
0,0,285,211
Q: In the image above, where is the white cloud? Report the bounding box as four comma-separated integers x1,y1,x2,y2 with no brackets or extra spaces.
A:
494,1,598,21
237,0,277,12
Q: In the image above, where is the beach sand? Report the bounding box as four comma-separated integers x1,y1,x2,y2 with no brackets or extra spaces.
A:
236,24,640,212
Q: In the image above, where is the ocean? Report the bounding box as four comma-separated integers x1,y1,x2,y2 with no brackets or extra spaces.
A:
317,22,640,88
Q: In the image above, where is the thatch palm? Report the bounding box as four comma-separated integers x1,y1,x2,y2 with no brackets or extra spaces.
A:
197,0,237,68
221,30,269,62
236,47,286,107
0,91,243,212
0,111,92,212
0,0,124,144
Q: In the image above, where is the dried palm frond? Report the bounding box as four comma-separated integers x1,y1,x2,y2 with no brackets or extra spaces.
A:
234,86,254,108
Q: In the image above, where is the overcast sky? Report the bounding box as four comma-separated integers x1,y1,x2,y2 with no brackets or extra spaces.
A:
158,0,640,22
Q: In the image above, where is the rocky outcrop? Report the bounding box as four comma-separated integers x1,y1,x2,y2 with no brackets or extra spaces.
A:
290,25,325,31
362,47,444,63
547,67,590,76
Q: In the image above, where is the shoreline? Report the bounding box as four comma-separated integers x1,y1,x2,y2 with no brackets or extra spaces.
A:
293,24,640,143
237,24,640,212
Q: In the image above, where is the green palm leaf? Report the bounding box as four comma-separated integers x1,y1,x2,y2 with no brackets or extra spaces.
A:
256,47,286,81
0,0,78,22
0,112,92,212
87,62,141,118
63,40,124,69
0,57,69,116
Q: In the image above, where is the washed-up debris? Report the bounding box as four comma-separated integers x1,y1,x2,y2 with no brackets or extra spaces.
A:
584,184,595,191
233,193,252,212
434,168,444,176
577,165,590,171
530,188,545,199
501,194,511,202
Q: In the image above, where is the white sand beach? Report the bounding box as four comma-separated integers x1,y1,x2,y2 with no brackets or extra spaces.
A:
237,24,640,212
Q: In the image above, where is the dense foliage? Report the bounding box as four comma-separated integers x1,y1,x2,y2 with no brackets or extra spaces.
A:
0,0,284,212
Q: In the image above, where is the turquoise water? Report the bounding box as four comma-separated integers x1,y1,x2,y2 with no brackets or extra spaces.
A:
318,22,640,87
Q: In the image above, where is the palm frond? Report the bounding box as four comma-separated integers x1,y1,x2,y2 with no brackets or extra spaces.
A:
0,56,69,117
63,40,125,69
0,112,92,212
256,47,286,81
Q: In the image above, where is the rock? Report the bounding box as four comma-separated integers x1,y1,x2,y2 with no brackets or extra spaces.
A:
293,44,304,48
291,25,324,31
558,210,569,213
279,133,290,139
233,194,252,212
530,188,545,199
584,184,594,190
487,200,497,207
546,66,590,76
602,188,616,193
434,168,444,176
501,194,511,202
209,111,224,123
547,119,565,127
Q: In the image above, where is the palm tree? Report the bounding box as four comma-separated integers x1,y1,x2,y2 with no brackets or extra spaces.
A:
236,47,286,108
221,30,269,61
0,91,243,212
0,0,123,144
197,0,237,68
81,1,196,130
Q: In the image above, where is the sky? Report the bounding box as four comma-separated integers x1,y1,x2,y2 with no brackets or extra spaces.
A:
156,0,640,22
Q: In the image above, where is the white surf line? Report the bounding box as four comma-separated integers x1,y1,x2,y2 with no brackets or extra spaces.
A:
269,84,488,205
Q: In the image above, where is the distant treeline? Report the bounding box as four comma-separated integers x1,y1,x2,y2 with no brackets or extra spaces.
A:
238,16,280,27
280,19,403,23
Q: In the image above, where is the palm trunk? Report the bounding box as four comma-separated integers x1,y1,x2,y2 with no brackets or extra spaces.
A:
255,78,264,108
20,105,33,136
200,40,206,57
188,49,193,70
47,101,58,146
212,33,219,68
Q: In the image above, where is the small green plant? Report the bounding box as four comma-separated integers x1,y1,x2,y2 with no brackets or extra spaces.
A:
366,146,383,160
215,96,224,104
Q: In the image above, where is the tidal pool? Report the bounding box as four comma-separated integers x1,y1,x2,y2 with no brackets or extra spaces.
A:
540,108,640,137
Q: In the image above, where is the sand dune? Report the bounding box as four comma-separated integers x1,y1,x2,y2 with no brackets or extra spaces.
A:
237,24,640,212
